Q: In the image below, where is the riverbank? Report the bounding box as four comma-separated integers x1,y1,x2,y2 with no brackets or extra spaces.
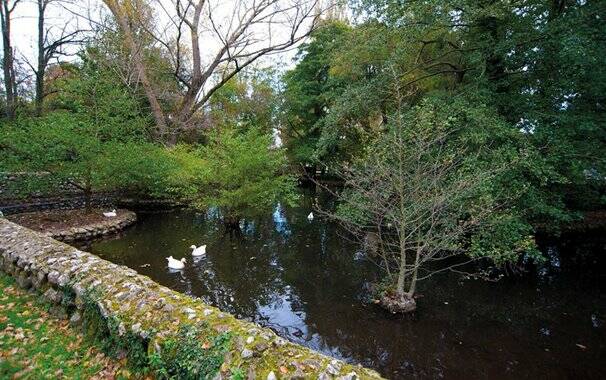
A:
0,272,125,379
6,208,136,242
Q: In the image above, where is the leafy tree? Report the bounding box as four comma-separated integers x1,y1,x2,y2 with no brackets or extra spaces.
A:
1,112,129,211
51,51,152,141
101,143,204,201
280,0,604,245
349,0,606,228
196,128,297,229
328,91,542,313
281,21,352,167
209,69,279,135
0,52,191,210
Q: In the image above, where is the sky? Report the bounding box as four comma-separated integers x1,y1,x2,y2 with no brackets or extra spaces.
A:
12,1,103,65
8,0,337,78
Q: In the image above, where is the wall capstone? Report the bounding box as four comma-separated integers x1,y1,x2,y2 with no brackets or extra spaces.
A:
0,219,384,379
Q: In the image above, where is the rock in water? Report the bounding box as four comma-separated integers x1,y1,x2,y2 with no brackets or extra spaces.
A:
379,293,417,314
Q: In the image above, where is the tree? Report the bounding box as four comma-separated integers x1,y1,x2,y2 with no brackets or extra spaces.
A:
324,91,541,313
31,0,84,116
280,21,351,167
101,0,326,143
208,68,279,134
196,127,297,230
1,112,126,211
0,0,20,119
0,52,174,211
350,0,606,228
100,0,168,140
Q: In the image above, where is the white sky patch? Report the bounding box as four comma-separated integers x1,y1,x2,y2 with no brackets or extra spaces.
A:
7,0,331,84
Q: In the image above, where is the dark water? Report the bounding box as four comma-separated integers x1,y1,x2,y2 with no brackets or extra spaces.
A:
84,195,606,379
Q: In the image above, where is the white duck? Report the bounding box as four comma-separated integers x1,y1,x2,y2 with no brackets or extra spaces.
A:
190,244,206,256
103,209,117,217
166,256,186,269
307,212,314,221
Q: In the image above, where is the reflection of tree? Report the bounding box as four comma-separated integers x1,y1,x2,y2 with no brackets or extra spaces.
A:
273,203,292,237
192,209,292,317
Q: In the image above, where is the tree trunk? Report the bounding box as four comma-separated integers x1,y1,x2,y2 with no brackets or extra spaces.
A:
35,0,45,116
84,187,92,213
379,235,417,314
407,246,421,298
83,169,92,213
1,1,16,120
223,214,241,232
103,0,168,142
396,237,407,296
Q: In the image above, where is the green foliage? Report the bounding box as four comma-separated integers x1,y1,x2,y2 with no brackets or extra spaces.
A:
196,128,297,223
0,112,166,207
0,51,199,205
149,325,231,380
284,0,604,262
229,367,246,380
348,0,606,224
470,214,542,265
103,143,205,200
86,13,180,116
51,51,152,140
336,92,542,282
1,112,117,201
210,69,279,135
281,21,352,165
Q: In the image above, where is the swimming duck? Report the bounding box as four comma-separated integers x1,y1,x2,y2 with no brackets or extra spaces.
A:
307,212,314,221
190,244,206,256
166,256,186,269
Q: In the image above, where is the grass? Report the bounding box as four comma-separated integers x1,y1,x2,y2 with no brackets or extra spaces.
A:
0,272,128,379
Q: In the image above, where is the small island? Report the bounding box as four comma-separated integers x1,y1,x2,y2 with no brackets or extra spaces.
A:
6,208,137,242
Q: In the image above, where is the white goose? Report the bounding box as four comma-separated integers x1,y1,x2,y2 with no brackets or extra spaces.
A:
190,244,206,257
166,256,186,269
307,212,314,221
103,209,117,217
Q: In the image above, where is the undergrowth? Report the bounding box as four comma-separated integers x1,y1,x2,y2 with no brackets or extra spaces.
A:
149,324,231,380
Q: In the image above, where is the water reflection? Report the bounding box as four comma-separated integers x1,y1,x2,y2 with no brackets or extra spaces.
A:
273,203,291,237
86,195,606,379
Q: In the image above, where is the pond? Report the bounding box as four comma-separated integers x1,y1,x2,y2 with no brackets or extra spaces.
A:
82,193,606,379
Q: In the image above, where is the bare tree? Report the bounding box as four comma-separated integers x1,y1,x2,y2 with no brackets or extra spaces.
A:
21,0,87,115
0,0,20,119
30,0,86,115
102,0,325,143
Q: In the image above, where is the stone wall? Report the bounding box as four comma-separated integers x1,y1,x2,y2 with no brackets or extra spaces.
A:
0,193,116,215
0,219,384,380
